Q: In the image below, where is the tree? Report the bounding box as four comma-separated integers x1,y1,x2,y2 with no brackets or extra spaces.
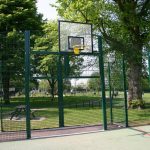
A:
55,0,150,108
33,21,59,100
0,31,24,103
87,72,100,92
109,60,124,91
63,79,71,93
39,80,50,93
38,54,58,100
0,0,43,104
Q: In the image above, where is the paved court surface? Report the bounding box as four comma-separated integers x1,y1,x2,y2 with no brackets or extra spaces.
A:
0,125,149,150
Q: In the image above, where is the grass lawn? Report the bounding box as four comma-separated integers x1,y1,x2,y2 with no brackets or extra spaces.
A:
0,92,150,131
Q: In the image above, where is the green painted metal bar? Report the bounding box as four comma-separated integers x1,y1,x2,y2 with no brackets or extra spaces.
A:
122,54,128,127
32,51,59,55
31,50,100,56
98,36,107,130
57,55,64,127
148,51,150,86
0,98,3,132
64,55,70,77
31,76,100,80
0,60,3,132
25,31,31,139
64,75,101,79
108,62,113,124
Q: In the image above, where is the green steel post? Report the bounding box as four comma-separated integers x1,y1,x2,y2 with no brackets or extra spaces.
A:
122,54,128,127
148,51,150,86
0,60,3,132
0,98,3,132
108,62,113,124
25,31,31,139
98,36,107,130
57,55,64,127
64,55,70,77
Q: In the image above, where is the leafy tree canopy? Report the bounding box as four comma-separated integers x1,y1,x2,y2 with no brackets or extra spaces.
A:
0,0,43,103
0,0,43,32
54,0,150,106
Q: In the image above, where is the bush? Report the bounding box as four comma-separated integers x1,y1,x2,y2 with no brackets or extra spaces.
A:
128,99,145,109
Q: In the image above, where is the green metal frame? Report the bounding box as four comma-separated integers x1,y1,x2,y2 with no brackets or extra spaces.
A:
0,60,3,132
148,51,150,86
64,55,70,77
108,62,113,124
25,31,31,139
24,28,130,138
24,32,108,138
57,55,64,127
0,26,129,142
98,36,107,130
107,55,128,127
122,54,128,127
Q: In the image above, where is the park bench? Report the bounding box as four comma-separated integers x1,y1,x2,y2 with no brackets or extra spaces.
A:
10,105,36,120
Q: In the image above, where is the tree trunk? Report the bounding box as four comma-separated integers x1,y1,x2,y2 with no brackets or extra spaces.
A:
50,79,55,101
126,37,145,108
127,62,143,109
2,72,10,104
48,79,56,101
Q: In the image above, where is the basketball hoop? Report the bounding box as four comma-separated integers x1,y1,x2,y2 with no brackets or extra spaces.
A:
74,47,80,55
73,45,85,55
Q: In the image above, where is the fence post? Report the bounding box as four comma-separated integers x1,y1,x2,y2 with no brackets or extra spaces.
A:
57,55,64,127
122,54,128,127
0,60,3,132
25,31,31,139
98,36,107,130
148,51,150,86
108,62,113,124
64,55,70,77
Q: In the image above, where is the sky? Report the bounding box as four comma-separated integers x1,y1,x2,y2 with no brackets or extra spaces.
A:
36,0,58,20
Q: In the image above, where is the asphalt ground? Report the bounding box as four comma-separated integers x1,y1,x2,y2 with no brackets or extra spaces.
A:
0,125,149,150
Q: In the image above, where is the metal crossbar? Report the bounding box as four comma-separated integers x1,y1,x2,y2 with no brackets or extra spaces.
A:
31,50,100,56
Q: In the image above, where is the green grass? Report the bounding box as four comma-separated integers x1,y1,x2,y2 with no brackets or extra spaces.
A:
0,92,150,131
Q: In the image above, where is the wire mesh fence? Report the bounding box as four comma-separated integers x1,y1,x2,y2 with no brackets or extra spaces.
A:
0,31,26,142
30,45,103,130
29,97,59,130
0,30,150,142
104,59,126,128
63,79,102,127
